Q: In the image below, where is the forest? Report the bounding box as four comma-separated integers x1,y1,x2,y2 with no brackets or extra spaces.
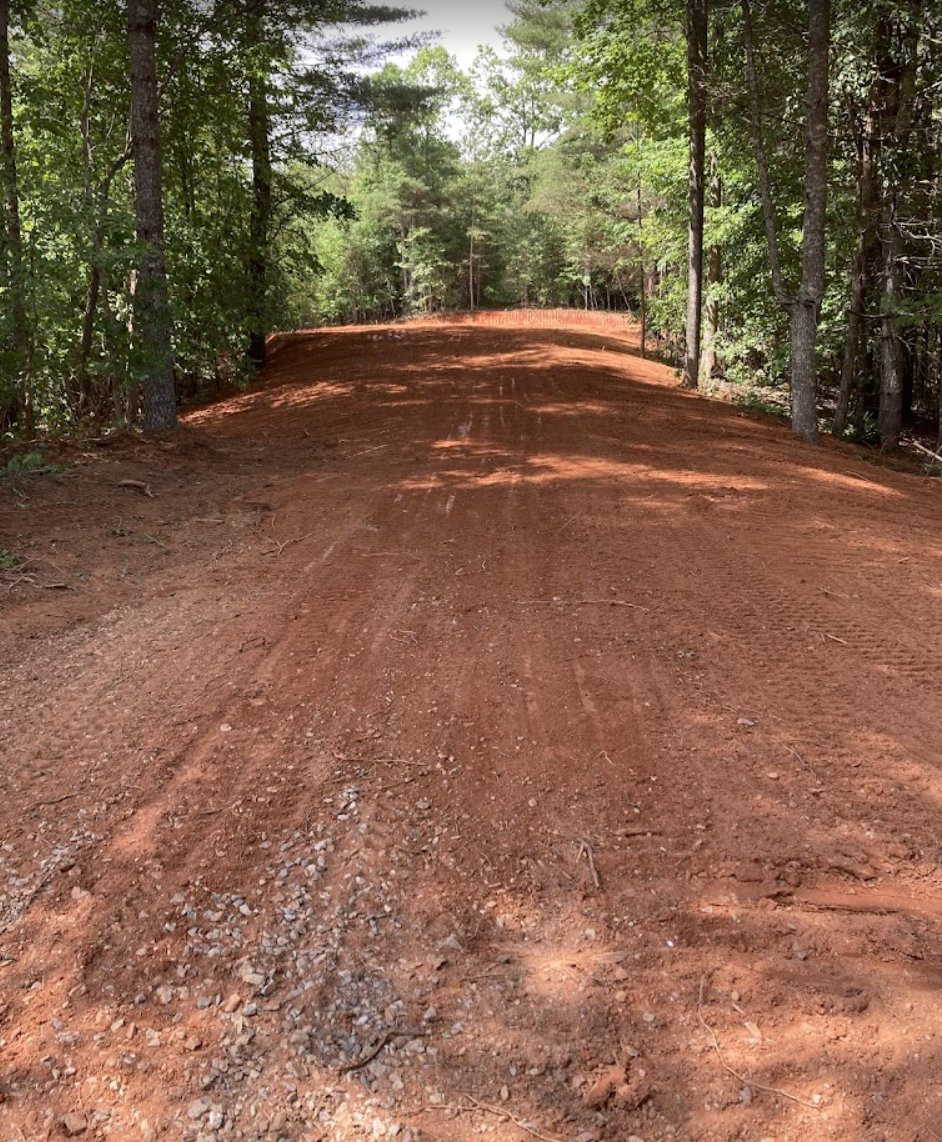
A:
0,0,940,449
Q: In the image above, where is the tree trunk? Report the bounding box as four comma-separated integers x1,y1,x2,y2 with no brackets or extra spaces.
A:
742,0,829,443
128,0,176,432
876,7,919,449
832,86,880,436
682,0,707,389
637,179,646,358
0,0,32,432
699,151,721,382
877,204,904,446
247,20,272,370
790,0,830,444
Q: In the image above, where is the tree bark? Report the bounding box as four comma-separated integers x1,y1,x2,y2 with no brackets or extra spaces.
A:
742,0,829,443
247,0,272,370
682,0,707,389
128,0,176,432
700,150,721,382
637,178,646,359
790,0,830,443
876,6,919,449
832,84,880,436
0,0,32,432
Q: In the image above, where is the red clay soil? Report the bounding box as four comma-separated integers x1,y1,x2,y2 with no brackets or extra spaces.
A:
2,314,942,1142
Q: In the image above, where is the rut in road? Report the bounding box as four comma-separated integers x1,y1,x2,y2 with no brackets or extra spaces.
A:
2,314,942,1142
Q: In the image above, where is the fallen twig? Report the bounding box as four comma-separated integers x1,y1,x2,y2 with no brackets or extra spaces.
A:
697,976,820,1109
515,598,647,610
207,540,233,566
912,440,942,467
823,632,848,645
262,533,313,557
116,479,153,497
784,744,819,782
577,838,601,889
338,1027,428,1074
464,1096,565,1142
346,444,387,458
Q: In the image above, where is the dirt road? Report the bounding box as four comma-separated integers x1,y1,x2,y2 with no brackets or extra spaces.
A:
3,314,942,1142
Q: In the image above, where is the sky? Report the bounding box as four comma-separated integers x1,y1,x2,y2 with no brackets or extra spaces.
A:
395,0,511,69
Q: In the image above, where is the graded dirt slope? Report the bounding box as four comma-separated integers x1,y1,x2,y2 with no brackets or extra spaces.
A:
2,314,942,1142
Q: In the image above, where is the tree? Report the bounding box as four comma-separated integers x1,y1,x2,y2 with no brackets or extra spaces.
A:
128,0,175,432
875,3,919,448
682,0,706,389
0,0,31,430
246,0,272,368
742,0,830,443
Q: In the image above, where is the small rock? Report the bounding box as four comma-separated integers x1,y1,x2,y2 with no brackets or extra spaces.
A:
187,1098,210,1121
185,1035,202,1052
499,1086,510,1103
737,717,756,727
223,994,241,1013
155,985,174,1006
62,1113,87,1136
70,886,90,902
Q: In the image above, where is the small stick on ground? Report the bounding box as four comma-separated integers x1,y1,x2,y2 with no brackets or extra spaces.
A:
515,598,647,610
823,631,848,645
577,838,601,889
116,479,154,497
33,793,76,808
784,744,819,783
697,976,820,1110
338,1027,428,1074
262,533,313,557
463,1096,565,1142
912,440,942,467
208,540,233,566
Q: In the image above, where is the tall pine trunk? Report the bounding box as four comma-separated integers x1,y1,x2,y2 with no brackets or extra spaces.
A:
247,0,272,370
699,151,721,381
128,0,176,432
0,0,31,432
876,8,919,448
682,0,707,389
742,0,829,443
791,0,830,443
832,85,880,436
